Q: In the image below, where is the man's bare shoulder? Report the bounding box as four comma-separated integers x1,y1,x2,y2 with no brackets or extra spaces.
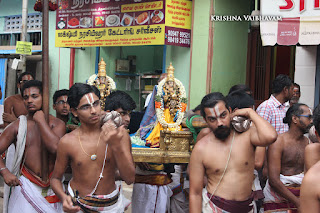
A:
59,130,78,147
196,127,211,142
194,132,214,151
305,161,320,182
4,95,22,103
305,143,320,155
49,114,65,127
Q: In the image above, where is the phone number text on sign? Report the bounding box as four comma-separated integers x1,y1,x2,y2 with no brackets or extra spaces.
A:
165,27,190,47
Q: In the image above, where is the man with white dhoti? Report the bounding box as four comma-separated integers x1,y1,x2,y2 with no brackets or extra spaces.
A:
51,83,135,212
189,92,277,213
264,103,312,212
0,80,66,212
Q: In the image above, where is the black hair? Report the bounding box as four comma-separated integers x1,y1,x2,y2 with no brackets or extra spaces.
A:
68,83,100,109
200,92,228,118
226,90,254,111
192,104,201,112
283,103,307,127
272,74,293,94
18,71,35,83
105,90,136,111
293,83,300,91
313,104,320,134
228,84,252,96
21,80,42,96
53,89,69,104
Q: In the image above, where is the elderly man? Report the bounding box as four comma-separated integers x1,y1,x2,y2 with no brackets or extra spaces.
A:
189,92,277,212
51,83,135,212
3,72,34,127
0,80,65,212
300,104,320,212
289,83,301,106
257,74,294,134
263,103,312,212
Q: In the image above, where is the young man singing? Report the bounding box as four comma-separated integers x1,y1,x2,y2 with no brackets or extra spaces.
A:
51,83,135,212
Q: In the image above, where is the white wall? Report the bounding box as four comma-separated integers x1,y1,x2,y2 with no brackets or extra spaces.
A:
294,46,317,109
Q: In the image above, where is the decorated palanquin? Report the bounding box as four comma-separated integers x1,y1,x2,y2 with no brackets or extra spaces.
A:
87,58,116,109
132,63,194,163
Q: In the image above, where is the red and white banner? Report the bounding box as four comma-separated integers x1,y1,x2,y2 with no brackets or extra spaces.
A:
261,0,320,46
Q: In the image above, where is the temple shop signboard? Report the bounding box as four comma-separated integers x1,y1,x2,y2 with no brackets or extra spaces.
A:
55,0,191,47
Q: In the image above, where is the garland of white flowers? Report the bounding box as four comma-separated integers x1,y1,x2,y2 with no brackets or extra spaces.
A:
87,74,116,90
155,78,186,131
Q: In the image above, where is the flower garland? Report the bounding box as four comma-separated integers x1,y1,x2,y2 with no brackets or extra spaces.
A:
87,74,116,91
155,78,187,131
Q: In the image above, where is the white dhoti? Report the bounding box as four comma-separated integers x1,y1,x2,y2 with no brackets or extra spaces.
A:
263,173,303,213
68,182,127,213
8,175,63,213
131,167,172,213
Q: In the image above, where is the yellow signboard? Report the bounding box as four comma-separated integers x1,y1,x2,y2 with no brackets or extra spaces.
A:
55,0,192,47
165,0,192,29
16,41,33,55
121,1,163,13
55,25,165,47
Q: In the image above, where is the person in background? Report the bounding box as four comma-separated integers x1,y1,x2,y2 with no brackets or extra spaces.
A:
263,103,312,212
289,83,301,107
256,74,294,134
53,89,70,124
3,72,34,127
104,90,137,130
300,104,320,213
304,104,320,171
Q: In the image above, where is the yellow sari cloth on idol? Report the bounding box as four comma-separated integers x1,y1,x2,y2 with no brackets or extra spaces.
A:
146,108,182,148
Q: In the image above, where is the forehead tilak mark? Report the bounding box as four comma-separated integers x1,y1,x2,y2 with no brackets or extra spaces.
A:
213,105,220,117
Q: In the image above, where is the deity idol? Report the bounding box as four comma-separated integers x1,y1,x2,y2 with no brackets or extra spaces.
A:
145,63,187,148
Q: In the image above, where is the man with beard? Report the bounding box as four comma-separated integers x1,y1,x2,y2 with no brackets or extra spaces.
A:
0,80,65,212
3,72,34,127
257,74,294,134
289,83,301,107
263,103,312,212
189,92,277,213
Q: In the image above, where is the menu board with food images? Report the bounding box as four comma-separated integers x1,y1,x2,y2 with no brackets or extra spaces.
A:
55,0,191,47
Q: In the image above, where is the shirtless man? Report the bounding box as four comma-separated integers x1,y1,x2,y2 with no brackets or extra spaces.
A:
51,83,135,212
264,103,312,212
3,72,34,127
303,104,320,171
0,80,65,212
189,92,277,213
300,104,320,212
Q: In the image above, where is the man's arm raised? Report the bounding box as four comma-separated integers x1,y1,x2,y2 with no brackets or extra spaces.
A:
101,121,135,185
268,136,300,209
232,108,277,147
189,141,205,213
51,136,80,213
33,111,66,154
